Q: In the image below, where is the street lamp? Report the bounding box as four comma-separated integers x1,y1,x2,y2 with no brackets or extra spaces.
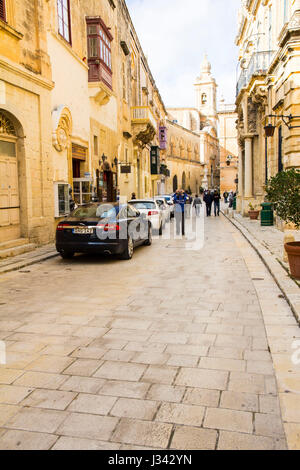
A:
226,155,233,166
264,114,300,138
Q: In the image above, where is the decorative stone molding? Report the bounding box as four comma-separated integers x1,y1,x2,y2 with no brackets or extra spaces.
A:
52,106,72,152
133,123,156,149
247,97,257,134
0,112,16,136
251,86,268,112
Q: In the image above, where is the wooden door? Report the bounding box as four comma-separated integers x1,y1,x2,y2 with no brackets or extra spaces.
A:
0,140,21,241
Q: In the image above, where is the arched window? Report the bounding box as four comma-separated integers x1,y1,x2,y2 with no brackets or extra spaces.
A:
173,175,178,193
201,93,207,104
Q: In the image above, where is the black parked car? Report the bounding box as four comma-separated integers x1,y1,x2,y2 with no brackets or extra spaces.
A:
56,203,152,260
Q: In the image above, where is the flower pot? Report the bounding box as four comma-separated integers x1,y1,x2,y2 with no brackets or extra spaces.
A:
249,210,260,220
285,242,300,280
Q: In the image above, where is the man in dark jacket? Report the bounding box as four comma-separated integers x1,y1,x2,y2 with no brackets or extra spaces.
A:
173,189,187,235
203,190,213,217
213,190,221,217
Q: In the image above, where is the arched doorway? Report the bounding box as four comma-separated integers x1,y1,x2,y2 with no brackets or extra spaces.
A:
182,172,186,190
173,175,178,193
0,111,22,242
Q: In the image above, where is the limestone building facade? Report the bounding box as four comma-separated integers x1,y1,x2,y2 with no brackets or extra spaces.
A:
236,0,300,216
218,101,239,195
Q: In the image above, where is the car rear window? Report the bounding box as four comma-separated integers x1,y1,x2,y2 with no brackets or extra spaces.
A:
71,204,120,219
130,202,156,210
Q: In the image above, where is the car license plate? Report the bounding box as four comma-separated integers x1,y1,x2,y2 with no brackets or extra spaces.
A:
73,228,93,234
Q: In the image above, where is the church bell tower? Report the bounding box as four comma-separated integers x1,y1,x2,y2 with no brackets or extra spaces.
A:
194,55,218,130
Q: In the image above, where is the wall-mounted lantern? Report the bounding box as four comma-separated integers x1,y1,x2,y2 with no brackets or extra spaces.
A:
264,114,300,138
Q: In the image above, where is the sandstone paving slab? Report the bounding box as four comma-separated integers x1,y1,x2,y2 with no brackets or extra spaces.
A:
20,389,77,411
156,403,205,427
165,344,208,357
199,357,246,372
146,384,185,404
284,423,300,450
4,407,68,434
220,391,259,413
99,380,150,399
176,368,228,390
52,436,121,450
0,430,58,450
14,372,68,390
63,359,103,377
0,404,20,426
254,413,285,437
217,430,287,450
0,385,33,405
0,368,24,385
142,365,178,385
67,393,117,415
102,350,136,363
56,412,118,441
166,355,198,368
24,355,75,374
94,361,146,382
124,342,167,354
110,398,159,420
204,407,253,434
208,346,244,360
111,418,172,448
59,376,105,394
131,352,169,366
170,426,217,450
183,388,220,408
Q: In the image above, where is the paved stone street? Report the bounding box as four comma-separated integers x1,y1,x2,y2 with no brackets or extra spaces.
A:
0,215,298,450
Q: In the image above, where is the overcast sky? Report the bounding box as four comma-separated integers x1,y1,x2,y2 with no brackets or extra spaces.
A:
126,0,240,109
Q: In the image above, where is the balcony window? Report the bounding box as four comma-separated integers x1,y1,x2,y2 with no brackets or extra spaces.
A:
86,17,113,88
57,0,71,44
0,0,6,22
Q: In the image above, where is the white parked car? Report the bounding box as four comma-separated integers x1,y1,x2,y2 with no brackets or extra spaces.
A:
129,199,164,235
154,197,171,224
156,195,175,218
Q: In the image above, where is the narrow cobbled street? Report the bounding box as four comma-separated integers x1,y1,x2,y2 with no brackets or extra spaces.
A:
0,216,295,450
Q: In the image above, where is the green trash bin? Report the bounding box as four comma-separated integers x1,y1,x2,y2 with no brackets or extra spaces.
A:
261,203,274,226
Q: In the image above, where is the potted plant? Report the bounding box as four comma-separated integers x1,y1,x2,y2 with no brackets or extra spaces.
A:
248,202,260,220
265,169,300,279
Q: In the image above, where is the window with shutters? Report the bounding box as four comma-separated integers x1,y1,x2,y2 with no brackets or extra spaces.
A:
57,0,71,44
0,0,6,22
86,17,113,89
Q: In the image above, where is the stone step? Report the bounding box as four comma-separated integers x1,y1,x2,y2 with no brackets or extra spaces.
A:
0,242,36,259
0,238,30,251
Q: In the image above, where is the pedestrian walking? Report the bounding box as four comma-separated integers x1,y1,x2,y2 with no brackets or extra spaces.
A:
192,194,202,217
213,190,221,217
173,189,187,235
228,191,234,208
203,190,213,217
223,191,229,204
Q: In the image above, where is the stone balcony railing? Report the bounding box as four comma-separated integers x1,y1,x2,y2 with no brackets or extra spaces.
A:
131,106,157,131
236,51,275,98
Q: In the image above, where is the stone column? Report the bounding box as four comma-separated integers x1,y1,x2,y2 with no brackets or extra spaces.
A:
244,136,253,198
238,145,244,198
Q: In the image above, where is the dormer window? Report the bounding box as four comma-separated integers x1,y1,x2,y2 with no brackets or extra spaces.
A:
202,93,207,104
86,17,113,89
0,0,6,22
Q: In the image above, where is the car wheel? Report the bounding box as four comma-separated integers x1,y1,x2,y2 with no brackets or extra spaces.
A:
144,225,152,246
120,236,134,260
60,251,74,260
